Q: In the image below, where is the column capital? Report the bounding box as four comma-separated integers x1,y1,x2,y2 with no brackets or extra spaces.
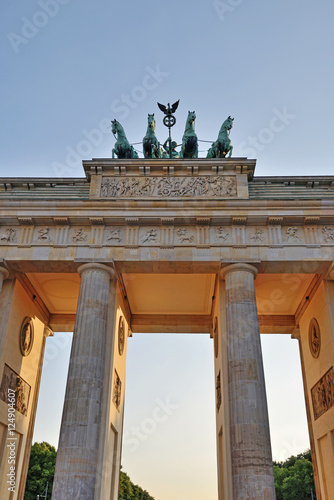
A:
0,266,9,294
0,266,9,281
220,263,258,280
77,262,116,280
326,262,334,281
43,326,54,338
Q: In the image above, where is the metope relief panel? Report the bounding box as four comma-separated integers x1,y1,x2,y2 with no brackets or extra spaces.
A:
246,227,267,245
33,226,55,244
283,226,304,244
0,364,31,417
320,226,334,243
100,176,237,198
212,226,231,245
139,227,160,245
69,227,89,244
104,227,124,245
112,370,122,411
175,227,196,245
0,227,17,244
311,366,334,420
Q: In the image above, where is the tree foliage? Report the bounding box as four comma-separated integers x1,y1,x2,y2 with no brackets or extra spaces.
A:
24,442,56,500
119,468,155,500
24,442,154,499
273,449,316,500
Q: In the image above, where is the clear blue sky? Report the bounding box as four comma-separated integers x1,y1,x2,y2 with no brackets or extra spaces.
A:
2,1,333,498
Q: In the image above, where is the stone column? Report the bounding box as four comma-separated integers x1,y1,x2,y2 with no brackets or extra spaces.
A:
220,263,275,500
0,267,9,293
52,263,116,500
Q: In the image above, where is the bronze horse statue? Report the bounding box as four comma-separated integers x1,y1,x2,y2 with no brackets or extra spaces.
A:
111,119,138,159
207,116,234,158
143,114,163,159
180,111,198,159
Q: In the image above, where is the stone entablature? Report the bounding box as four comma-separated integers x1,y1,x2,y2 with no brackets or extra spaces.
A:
0,219,334,249
84,158,255,200
1,159,334,202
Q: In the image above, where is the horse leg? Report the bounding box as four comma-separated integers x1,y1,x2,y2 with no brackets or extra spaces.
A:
228,145,233,158
112,148,115,159
194,142,198,159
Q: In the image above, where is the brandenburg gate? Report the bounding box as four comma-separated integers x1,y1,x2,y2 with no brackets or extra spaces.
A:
0,155,334,499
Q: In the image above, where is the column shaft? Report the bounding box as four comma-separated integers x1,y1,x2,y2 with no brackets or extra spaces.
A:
52,264,116,500
0,267,9,293
221,264,275,500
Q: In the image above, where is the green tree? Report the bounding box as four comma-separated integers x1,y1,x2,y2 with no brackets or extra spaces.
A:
25,443,154,500
24,442,56,500
273,449,316,500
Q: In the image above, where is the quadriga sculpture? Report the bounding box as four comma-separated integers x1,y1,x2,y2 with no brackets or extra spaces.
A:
180,111,198,159
207,116,234,158
111,119,139,159
143,114,163,159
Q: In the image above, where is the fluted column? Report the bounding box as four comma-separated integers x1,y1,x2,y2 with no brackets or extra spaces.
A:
0,267,9,293
52,263,116,500
220,264,275,500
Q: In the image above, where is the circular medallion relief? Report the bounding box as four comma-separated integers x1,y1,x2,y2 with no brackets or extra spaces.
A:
309,318,321,358
118,316,125,356
20,317,34,356
213,316,219,358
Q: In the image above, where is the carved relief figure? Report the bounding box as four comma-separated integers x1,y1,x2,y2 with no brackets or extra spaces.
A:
216,227,229,241
216,371,222,411
0,364,31,416
107,228,121,243
20,317,34,356
73,228,87,242
38,227,50,241
100,176,237,198
311,367,334,420
322,226,334,242
15,377,27,416
250,228,264,242
139,177,156,196
112,370,122,410
177,228,194,244
142,229,158,244
309,318,321,358
286,227,301,240
1,228,16,242
118,316,125,356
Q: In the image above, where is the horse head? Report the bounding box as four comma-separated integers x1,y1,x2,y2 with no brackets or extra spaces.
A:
187,110,196,125
147,113,156,131
222,116,234,131
111,119,120,136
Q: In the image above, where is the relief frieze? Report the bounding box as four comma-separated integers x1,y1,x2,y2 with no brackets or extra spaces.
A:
0,364,31,416
0,228,16,242
3,223,334,248
322,226,334,242
311,366,334,420
100,175,237,198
